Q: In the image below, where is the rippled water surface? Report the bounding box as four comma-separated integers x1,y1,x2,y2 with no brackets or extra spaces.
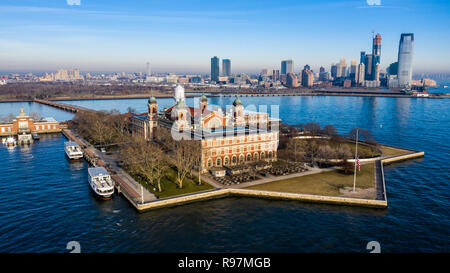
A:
0,95,449,252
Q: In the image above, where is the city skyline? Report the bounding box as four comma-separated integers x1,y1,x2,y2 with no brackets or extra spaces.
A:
0,0,449,73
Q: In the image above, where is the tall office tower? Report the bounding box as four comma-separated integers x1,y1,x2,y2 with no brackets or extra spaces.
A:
319,66,325,73
222,59,231,77
336,58,346,78
371,33,382,81
301,65,314,87
286,72,298,88
360,51,366,64
330,64,337,79
364,54,373,80
281,60,293,75
387,62,398,76
397,33,414,88
272,70,280,81
146,62,151,77
357,63,365,84
350,59,358,82
211,56,220,82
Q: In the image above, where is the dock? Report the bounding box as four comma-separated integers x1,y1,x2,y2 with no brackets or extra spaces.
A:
34,98,93,113
62,129,156,205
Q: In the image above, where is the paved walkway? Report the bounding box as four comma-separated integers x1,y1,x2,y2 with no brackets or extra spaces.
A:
226,165,340,189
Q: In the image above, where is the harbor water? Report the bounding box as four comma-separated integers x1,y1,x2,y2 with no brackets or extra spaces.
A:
0,95,449,252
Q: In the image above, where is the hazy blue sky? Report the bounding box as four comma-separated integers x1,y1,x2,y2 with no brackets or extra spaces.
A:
0,0,449,74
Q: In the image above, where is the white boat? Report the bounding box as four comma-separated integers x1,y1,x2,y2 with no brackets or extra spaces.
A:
4,137,17,147
88,167,115,200
64,141,83,160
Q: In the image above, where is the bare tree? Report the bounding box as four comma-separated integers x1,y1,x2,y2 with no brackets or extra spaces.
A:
173,140,198,189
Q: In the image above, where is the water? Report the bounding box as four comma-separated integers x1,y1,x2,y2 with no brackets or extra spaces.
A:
0,95,449,253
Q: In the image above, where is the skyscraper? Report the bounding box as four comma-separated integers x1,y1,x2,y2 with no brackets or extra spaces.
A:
330,64,337,79
350,59,357,83
371,33,382,81
397,33,414,88
222,59,231,77
301,65,314,87
211,56,220,82
364,54,373,80
286,72,298,88
281,60,293,75
146,62,151,77
336,58,346,78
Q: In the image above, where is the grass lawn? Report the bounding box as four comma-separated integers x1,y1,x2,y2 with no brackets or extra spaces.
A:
246,163,375,196
380,145,411,157
129,167,214,199
329,140,381,158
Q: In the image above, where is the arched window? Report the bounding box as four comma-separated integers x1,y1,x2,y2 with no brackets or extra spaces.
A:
247,153,252,161
232,156,237,164
239,154,244,163
224,156,229,166
207,159,213,168
260,152,266,160
268,151,273,159
216,157,222,167
254,152,259,161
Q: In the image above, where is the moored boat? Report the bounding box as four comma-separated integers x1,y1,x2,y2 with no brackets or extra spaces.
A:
32,132,40,140
3,136,17,147
88,167,114,200
64,141,83,160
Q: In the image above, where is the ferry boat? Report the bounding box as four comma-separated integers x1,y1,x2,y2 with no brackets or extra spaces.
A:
88,167,114,200
64,141,83,160
3,136,17,147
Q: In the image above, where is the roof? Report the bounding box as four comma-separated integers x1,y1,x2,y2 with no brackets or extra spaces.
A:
43,117,57,122
64,141,79,147
233,96,242,106
88,167,109,177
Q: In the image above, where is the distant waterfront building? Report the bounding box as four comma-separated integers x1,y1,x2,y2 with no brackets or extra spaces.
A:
211,56,220,82
272,70,280,81
0,108,66,139
222,59,231,77
281,60,293,75
364,54,373,80
371,33,382,81
387,62,399,76
286,72,298,88
336,58,346,78
330,64,337,79
350,59,358,83
357,63,365,84
301,65,314,87
397,33,414,88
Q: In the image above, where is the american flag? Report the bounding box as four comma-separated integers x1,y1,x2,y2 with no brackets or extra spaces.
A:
356,156,361,172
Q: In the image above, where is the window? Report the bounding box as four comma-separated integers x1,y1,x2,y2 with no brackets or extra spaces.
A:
247,153,252,161
239,154,244,163
232,156,237,164
254,152,259,161
269,151,273,159
207,159,213,168
216,157,222,167
224,157,229,166
261,152,265,160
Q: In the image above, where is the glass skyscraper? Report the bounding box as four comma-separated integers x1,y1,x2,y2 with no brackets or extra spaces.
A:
397,33,414,88
222,59,231,77
211,56,220,82
281,60,293,75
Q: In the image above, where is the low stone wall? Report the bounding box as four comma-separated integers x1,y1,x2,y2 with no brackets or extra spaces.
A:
382,151,425,164
135,188,388,212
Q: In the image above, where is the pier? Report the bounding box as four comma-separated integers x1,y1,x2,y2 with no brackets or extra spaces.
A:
33,98,93,113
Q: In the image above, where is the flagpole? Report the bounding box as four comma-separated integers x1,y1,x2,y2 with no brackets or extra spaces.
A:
353,128,359,192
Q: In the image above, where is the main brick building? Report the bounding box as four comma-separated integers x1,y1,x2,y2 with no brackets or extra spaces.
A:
130,85,280,173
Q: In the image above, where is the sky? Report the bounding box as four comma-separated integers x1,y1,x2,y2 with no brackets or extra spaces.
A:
0,0,449,74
